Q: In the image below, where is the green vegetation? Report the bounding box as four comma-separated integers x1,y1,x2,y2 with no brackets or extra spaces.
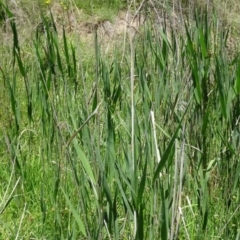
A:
0,0,240,239
74,0,123,14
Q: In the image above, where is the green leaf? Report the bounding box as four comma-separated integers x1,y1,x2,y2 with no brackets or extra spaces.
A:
160,185,168,240
73,139,96,185
136,203,144,240
137,153,148,204
153,125,180,183
61,188,86,237
235,59,240,94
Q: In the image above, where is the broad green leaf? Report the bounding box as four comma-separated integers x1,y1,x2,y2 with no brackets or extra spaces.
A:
153,125,180,183
61,188,86,237
73,139,96,185
160,185,168,240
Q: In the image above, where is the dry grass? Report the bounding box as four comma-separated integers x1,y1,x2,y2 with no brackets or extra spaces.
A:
1,0,240,53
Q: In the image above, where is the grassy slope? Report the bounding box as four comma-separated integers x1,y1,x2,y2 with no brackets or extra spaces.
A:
0,0,240,239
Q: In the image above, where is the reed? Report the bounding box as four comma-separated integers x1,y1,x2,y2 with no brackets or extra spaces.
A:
0,1,240,239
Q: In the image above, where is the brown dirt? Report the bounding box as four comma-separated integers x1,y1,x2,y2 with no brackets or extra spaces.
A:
1,2,148,55
49,3,146,50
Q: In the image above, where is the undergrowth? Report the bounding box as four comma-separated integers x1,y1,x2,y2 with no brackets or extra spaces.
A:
0,1,240,239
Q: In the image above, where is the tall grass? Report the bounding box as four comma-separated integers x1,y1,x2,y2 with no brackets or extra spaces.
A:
0,1,240,239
